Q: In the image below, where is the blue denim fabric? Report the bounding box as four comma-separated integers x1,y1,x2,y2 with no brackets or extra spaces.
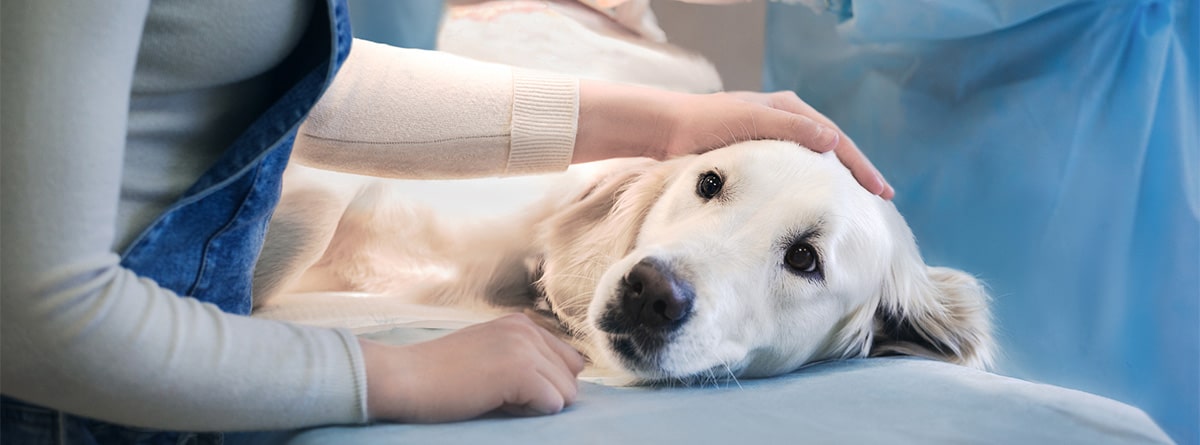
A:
1,0,353,443
120,0,352,315
1,396,221,445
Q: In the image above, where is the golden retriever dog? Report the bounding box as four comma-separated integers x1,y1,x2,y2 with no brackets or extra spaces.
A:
253,140,993,383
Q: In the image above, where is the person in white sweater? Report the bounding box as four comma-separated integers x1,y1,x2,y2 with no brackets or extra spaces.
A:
0,0,891,441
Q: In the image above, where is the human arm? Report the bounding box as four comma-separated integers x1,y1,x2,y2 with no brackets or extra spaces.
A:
295,39,891,198
0,1,367,430
293,39,578,179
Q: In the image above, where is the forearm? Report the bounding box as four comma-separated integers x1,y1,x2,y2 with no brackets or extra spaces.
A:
296,41,889,196
0,261,368,430
295,39,577,179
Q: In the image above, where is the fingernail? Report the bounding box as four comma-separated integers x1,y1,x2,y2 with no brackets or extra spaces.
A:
873,172,896,199
816,125,839,149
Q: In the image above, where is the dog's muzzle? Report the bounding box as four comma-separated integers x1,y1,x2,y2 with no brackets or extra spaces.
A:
596,257,695,367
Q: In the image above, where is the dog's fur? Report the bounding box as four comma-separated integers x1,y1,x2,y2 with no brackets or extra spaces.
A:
254,140,993,382
257,1,992,381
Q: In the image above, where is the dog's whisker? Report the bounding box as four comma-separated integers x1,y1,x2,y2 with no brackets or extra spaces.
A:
700,131,730,150
547,273,603,283
719,120,738,143
735,120,753,144
721,362,743,390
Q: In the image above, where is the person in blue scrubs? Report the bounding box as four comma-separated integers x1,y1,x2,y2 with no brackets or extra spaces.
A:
763,1,1197,443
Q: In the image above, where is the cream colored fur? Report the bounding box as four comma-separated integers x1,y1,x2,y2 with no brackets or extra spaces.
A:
257,1,991,380
254,141,993,382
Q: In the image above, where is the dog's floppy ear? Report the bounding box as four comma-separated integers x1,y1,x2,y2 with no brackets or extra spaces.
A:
540,160,664,262
871,264,995,369
534,159,670,324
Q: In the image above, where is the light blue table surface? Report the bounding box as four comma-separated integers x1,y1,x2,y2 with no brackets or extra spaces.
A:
234,326,1172,445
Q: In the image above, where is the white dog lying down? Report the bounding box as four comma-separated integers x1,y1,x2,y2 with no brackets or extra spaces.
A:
254,140,993,382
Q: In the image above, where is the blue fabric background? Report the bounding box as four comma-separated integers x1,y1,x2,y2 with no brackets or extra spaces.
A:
346,0,442,50
764,1,1197,443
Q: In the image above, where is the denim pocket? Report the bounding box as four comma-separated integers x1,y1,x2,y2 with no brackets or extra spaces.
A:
1,396,222,445
1,396,58,444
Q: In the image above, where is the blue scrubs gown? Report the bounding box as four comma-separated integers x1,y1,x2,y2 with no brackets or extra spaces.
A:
764,1,1197,442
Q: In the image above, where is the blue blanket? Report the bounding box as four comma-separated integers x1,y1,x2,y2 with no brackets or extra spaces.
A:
235,326,1171,444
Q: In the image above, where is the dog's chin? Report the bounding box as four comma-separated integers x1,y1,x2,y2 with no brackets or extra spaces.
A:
594,331,749,384
604,333,666,375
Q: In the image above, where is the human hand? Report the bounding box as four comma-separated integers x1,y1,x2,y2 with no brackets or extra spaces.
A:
713,91,894,200
574,81,894,199
359,313,586,423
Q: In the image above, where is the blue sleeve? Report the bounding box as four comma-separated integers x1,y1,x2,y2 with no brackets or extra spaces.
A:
764,1,1198,443
825,0,1082,41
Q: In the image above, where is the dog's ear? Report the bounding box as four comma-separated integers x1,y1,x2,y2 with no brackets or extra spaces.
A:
539,162,660,264
534,159,670,324
871,265,994,369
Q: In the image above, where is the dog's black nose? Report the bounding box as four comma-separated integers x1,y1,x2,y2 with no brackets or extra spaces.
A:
620,258,694,330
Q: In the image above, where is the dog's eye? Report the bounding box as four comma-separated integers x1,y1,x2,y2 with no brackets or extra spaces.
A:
785,243,819,274
696,171,723,200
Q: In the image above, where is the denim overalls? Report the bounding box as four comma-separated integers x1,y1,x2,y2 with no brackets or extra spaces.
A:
0,0,352,443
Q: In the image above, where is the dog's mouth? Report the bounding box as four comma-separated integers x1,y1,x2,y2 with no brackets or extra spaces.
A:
601,331,748,383
598,321,749,382
593,307,672,375
607,332,666,368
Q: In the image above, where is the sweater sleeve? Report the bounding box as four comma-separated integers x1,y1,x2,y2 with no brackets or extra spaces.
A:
293,39,579,179
0,1,367,431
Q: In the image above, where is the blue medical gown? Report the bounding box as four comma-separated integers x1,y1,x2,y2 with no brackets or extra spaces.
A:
764,1,1197,442
347,0,442,49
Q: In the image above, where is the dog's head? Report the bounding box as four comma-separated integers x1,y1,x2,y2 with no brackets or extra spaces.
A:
537,140,992,382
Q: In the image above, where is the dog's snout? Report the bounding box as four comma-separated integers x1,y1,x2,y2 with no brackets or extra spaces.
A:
621,258,694,330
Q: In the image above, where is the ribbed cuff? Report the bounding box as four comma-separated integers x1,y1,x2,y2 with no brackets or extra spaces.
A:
508,69,578,175
334,328,371,424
